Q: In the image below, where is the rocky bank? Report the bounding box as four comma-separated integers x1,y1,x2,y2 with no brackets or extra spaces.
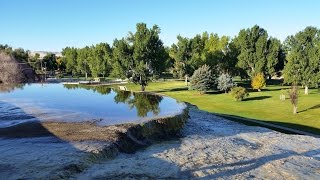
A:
77,105,320,179
0,105,319,179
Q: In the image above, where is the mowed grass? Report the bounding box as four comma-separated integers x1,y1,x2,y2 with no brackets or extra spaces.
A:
121,81,320,135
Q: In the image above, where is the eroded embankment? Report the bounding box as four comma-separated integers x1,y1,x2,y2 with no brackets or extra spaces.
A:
0,106,188,179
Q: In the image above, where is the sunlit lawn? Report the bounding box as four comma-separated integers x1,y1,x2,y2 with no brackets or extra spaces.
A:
121,80,320,135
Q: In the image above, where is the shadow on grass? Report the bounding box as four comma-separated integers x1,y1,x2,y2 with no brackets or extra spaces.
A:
299,104,320,113
243,96,271,101
155,87,188,93
214,113,320,136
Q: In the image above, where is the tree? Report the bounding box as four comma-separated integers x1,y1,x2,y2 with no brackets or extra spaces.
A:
88,43,112,78
42,53,57,71
170,35,192,78
56,56,66,72
0,53,24,84
288,85,299,114
217,73,235,93
62,47,78,76
189,64,216,94
235,25,284,78
251,72,266,91
283,26,320,95
12,48,29,62
127,23,167,91
110,38,134,79
266,38,284,78
76,47,90,78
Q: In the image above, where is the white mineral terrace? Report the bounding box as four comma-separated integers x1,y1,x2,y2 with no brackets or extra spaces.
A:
1,105,319,179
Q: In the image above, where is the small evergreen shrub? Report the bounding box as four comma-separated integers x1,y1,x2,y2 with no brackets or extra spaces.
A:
230,86,249,101
251,72,266,91
217,73,236,93
189,64,215,93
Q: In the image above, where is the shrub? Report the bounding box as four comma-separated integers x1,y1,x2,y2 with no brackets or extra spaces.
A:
230,86,249,101
217,73,236,93
0,53,24,84
251,72,266,91
189,64,216,93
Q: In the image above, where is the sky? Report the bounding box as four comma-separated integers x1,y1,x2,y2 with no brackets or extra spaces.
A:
1,0,320,52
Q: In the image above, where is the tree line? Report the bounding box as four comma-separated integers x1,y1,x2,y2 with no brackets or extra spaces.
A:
1,23,320,92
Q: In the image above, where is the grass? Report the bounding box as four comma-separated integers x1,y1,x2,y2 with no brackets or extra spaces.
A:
113,80,320,135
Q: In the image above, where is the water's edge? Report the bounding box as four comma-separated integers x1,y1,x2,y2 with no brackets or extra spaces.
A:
53,107,189,178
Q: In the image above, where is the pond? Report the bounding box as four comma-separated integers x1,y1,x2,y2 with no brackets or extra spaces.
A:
0,83,186,128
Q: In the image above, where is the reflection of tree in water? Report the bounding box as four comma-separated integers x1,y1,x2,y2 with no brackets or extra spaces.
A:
0,84,25,93
129,93,163,117
114,89,163,117
63,84,111,95
63,84,163,117
113,89,131,103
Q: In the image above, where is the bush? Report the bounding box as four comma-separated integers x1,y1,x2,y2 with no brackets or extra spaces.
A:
0,53,24,84
217,73,236,93
230,86,249,101
251,73,266,91
189,64,216,93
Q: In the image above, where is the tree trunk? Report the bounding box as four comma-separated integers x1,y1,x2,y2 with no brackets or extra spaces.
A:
293,106,298,114
85,72,88,80
304,86,308,95
141,85,145,91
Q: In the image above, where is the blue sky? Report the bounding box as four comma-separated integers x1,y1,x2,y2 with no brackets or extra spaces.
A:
1,0,319,52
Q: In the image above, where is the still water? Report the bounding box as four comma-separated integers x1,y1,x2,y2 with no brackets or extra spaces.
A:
0,84,186,127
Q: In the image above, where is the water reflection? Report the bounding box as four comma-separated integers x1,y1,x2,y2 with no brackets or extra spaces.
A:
0,83,183,126
63,84,163,117
114,89,162,117
63,84,112,95
0,84,25,93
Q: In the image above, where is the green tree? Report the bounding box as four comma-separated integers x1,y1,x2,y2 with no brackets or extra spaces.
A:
235,25,269,77
62,47,78,76
42,53,57,71
12,48,29,62
283,26,320,94
88,43,112,78
76,47,90,78
110,38,134,78
128,23,167,91
170,35,191,78
266,38,284,78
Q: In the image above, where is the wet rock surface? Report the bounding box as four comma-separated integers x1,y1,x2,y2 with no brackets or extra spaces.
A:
0,105,319,179
77,105,320,179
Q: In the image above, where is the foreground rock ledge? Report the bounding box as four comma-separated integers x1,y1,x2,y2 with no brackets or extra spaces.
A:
0,107,188,179
1,105,320,179
77,105,320,179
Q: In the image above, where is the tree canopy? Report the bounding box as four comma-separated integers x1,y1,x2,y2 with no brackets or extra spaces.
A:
283,26,320,94
234,25,284,78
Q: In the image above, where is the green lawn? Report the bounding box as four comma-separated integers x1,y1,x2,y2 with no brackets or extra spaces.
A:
119,81,320,135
